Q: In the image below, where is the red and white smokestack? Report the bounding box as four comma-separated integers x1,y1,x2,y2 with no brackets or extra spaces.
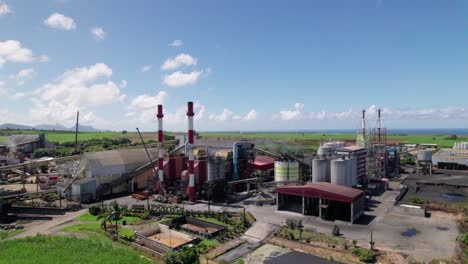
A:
157,104,164,194
187,101,195,202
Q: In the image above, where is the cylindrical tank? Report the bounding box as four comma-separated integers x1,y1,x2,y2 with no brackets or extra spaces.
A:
274,161,300,182
317,147,333,156
312,159,330,182
331,159,348,187
417,150,432,161
218,158,225,180
207,159,218,181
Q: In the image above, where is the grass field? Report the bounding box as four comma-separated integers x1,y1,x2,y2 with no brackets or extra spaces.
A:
77,213,141,225
201,132,468,148
2,130,467,148
0,130,161,144
0,234,149,264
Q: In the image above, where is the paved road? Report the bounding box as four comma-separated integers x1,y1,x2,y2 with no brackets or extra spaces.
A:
13,209,88,239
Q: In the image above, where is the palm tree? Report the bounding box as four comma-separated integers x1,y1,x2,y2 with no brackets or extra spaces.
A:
97,205,112,231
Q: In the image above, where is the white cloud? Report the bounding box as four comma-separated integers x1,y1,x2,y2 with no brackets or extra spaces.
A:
0,2,11,16
244,109,257,121
163,70,201,87
279,102,304,120
39,55,50,63
0,40,46,66
119,80,127,88
126,91,168,122
168,40,183,47
140,64,152,72
161,53,197,71
10,68,36,85
11,92,25,100
44,13,76,30
91,27,106,41
275,104,468,123
209,109,257,122
30,63,125,126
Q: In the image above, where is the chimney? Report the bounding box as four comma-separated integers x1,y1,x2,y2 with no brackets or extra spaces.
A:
187,102,195,201
157,105,165,194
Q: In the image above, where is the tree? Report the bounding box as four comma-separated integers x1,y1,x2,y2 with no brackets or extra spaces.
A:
97,206,112,231
122,130,127,134
39,164,48,174
163,250,183,264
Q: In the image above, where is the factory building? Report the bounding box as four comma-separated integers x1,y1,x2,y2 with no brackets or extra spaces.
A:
433,149,468,170
336,145,367,182
0,133,53,158
276,182,365,223
312,143,365,187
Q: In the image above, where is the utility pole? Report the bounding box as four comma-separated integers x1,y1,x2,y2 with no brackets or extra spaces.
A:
74,111,79,155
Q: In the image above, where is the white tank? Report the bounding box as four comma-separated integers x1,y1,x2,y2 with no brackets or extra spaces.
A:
417,150,432,161
207,159,218,181
312,159,330,183
331,159,348,186
275,161,300,182
207,157,225,181
317,147,333,156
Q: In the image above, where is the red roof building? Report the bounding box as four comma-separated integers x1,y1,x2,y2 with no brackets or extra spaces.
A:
249,156,275,170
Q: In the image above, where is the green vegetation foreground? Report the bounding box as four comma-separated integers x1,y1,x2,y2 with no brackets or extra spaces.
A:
0,234,150,264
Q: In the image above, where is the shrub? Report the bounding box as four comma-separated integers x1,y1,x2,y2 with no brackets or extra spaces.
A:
408,195,425,204
352,248,376,263
288,231,295,240
352,239,358,247
88,205,101,216
458,233,468,245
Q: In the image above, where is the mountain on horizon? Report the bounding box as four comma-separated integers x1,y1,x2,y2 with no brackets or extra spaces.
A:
0,123,102,132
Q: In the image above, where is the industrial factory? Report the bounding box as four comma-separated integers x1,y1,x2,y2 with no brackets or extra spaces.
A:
37,103,406,226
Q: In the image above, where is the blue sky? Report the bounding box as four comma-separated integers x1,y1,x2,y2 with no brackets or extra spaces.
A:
0,0,467,131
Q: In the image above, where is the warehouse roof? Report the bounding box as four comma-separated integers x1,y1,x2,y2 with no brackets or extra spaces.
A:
336,145,366,152
276,182,364,203
1,135,39,147
84,148,158,173
249,155,275,170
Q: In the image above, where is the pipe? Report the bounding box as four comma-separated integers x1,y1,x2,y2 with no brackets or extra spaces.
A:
233,142,240,180
157,104,165,195
187,102,195,202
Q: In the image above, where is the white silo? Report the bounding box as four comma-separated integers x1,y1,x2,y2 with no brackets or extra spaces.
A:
331,159,347,186
207,158,218,182
312,158,330,183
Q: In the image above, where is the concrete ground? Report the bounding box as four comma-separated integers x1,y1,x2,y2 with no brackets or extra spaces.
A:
243,244,342,264
96,182,460,263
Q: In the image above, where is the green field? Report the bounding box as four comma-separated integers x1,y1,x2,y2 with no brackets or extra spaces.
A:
77,213,141,225
0,234,149,264
1,130,467,149
0,130,161,144
201,132,468,148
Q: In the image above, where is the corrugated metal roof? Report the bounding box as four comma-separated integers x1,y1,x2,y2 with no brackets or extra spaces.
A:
337,145,366,152
84,147,158,173
249,155,275,170
1,135,39,147
276,182,364,203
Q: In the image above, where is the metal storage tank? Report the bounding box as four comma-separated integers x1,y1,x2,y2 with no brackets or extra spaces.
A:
331,159,348,186
274,161,299,182
207,157,225,181
218,158,225,180
417,150,432,161
312,159,330,182
317,147,333,156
